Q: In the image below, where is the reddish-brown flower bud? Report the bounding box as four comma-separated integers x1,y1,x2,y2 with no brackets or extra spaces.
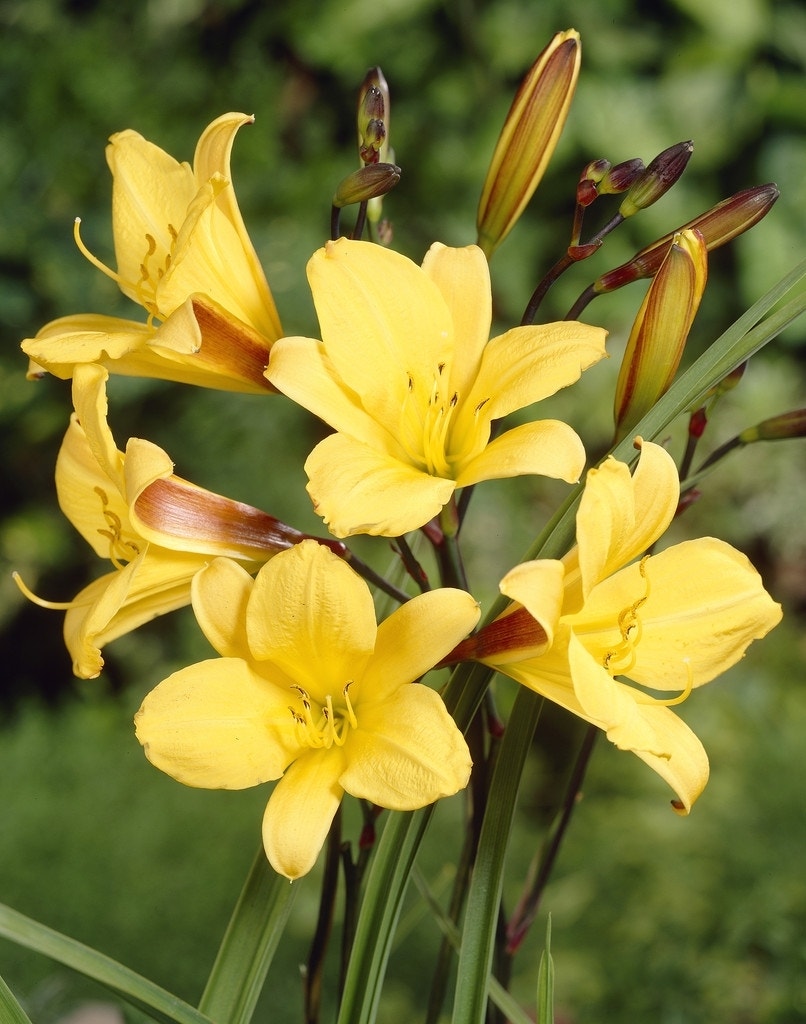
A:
740,408,806,443
594,184,779,295
618,141,693,218
599,157,645,195
333,163,401,208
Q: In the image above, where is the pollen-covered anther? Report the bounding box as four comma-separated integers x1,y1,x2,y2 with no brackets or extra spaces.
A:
94,486,140,568
603,556,651,676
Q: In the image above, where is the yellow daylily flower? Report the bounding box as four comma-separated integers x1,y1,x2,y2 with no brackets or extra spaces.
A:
17,364,313,678
465,441,782,812
22,113,281,392
135,540,480,880
266,239,607,537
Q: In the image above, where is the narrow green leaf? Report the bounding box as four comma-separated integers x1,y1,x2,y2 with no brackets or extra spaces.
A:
412,869,534,1024
198,845,298,1024
452,687,543,1024
0,903,213,1024
536,915,554,1024
336,806,433,1024
0,972,34,1024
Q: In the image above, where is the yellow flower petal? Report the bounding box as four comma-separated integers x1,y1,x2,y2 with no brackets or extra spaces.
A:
246,541,377,698
64,549,207,678
420,242,491,398
22,314,157,381
576,538,783,690
364,589,480,702
461,320,607,427
107,127,195,307
576,440,679,596
135,657,295,789
56,414,134,559
497,558,565,652
304,433,455,538
262,749,346,880
305,238,454,428
190,558,255,660
341,684,471,808
455,420,586,488
266,335,394,449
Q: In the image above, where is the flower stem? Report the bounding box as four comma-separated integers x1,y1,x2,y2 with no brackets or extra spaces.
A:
304,807,342,1024
506,723,598,954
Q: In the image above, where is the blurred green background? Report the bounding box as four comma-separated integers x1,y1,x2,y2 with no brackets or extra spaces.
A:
1,0,805,1021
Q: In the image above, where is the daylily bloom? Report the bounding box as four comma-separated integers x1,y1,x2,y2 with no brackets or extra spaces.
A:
266,239,607,538
455,441,782,812
16,364,321,678
22,113,282,392
134,540,480,880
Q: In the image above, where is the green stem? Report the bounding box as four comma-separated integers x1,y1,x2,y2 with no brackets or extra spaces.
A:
304,808,342,1024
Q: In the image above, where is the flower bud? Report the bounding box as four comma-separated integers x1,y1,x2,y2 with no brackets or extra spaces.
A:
577,159,611,207
599,157,645,195
333,163,401,208
614,228,708,442
618,141,693,218
594,184,779,295
476,29,581,258
357,67,390,166
739,408,806,443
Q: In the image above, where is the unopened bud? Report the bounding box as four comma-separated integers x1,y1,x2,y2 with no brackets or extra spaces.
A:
357,67,390,165
619,141,693,218
614,228,708,441
577,159,611,207
599,157,645,195
593,184,779,296
333,163,401,208
739,408,806,443
477,29,581,258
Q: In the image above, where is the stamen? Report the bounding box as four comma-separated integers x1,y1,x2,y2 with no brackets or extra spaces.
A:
73,218,122,286
651,658,694,707
94,486,140,569
12,571,74,611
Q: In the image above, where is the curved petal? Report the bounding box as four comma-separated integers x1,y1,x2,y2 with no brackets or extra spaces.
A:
56,415,136,558
306,239,454,427
576,441,679,597
576,538,783,690
246,541,376,699
262,748,346,880
190,114,282,341
341,685,471,808
70,364,123,488
266,335,395,451
497,558,565,652
150,296,274,393
158,176,280,339
363,589,480,702
64,548,204,678
106,127,195,305
191,557,255,659
569,634,710,812
304,432,455,538
631,710,710,814
420,243,491,398
455,419,586,487
135,657,296,789
126,438,303,560
457,320,606,432
21,314,157,380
